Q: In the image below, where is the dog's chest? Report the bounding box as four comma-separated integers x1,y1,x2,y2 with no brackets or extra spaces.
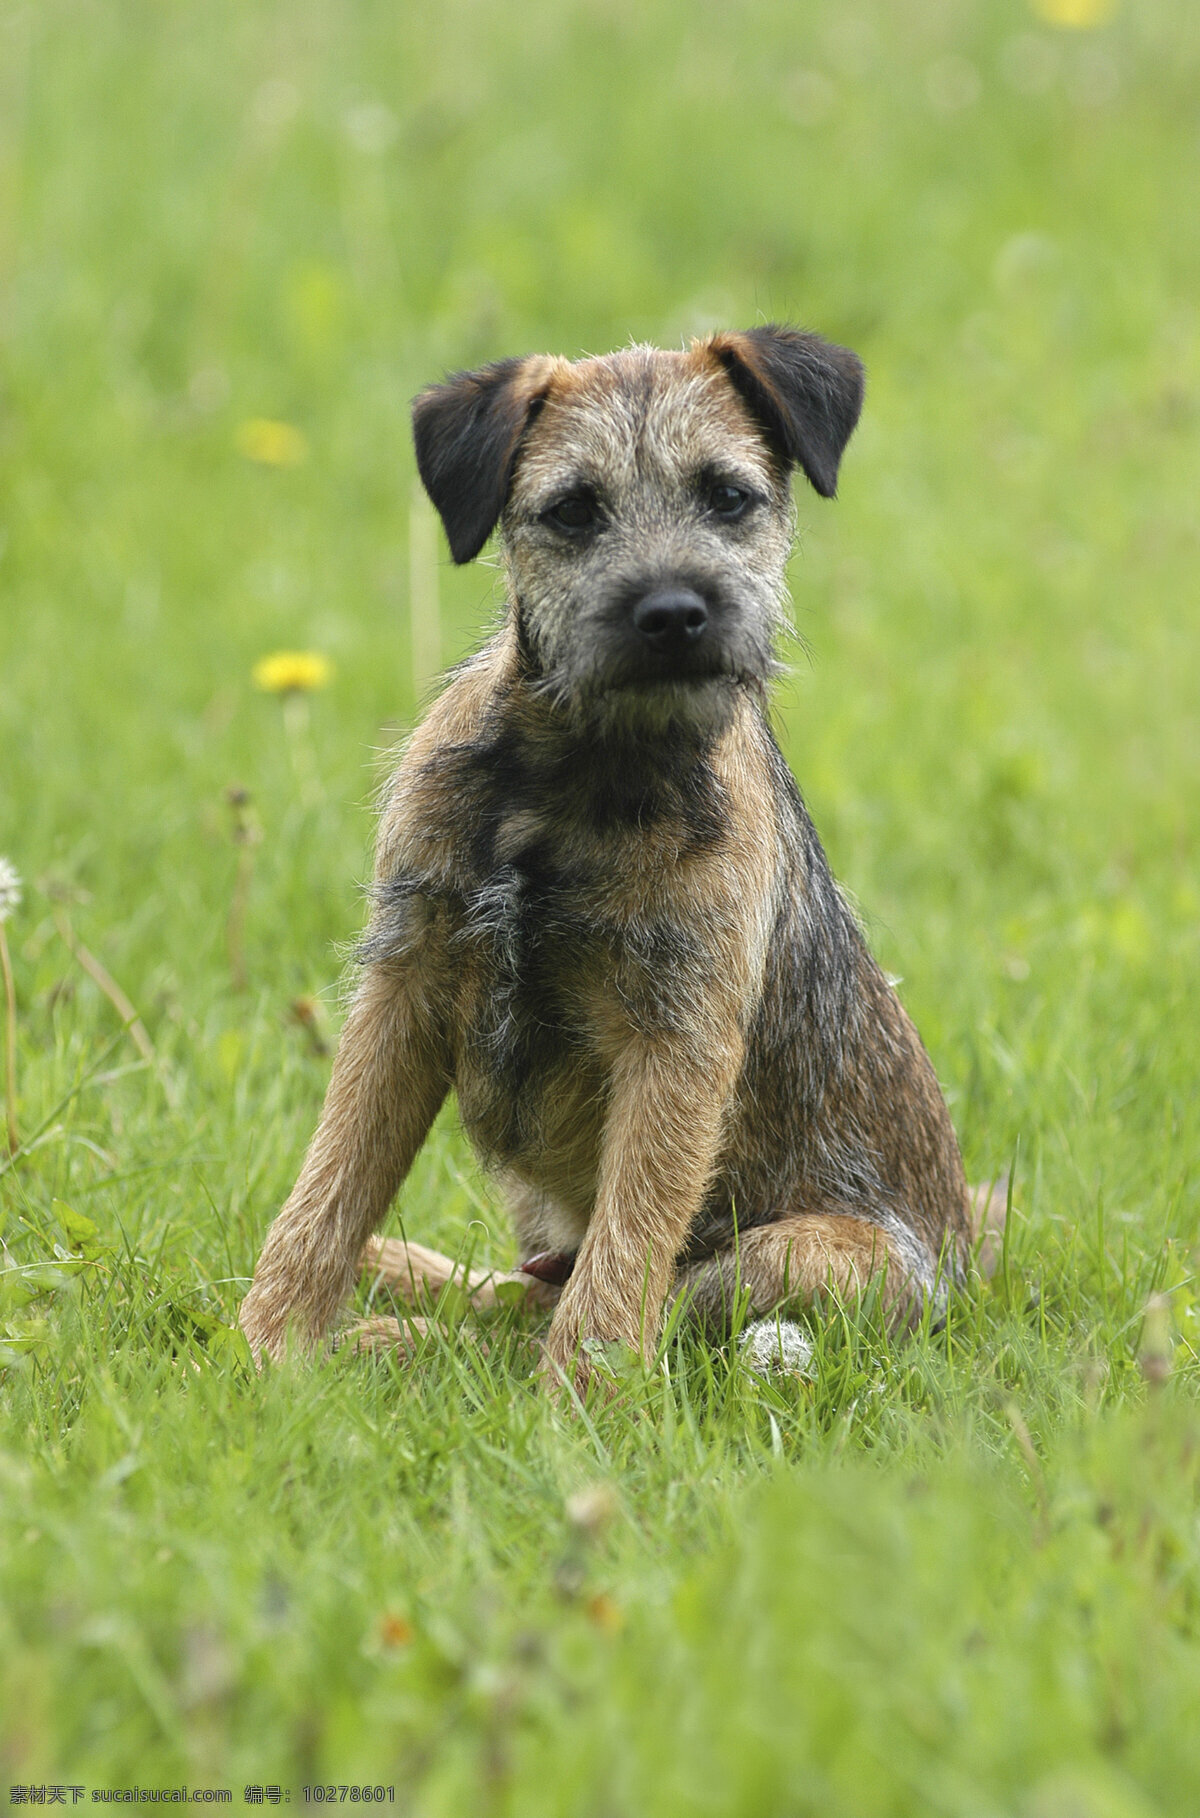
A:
444,847,596,1178
385,720,748,1178
448,836,703,1176
461,847,594,1030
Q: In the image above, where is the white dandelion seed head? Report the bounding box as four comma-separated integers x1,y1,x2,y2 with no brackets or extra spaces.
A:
0,858,22,923
739,1318,815,1377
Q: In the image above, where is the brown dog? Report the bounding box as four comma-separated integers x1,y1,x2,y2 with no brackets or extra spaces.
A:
239,326,974,1389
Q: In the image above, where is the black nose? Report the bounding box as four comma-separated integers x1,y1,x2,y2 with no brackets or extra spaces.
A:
632,587,708,652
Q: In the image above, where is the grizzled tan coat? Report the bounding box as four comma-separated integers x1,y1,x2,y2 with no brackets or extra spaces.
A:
239,326,973,1390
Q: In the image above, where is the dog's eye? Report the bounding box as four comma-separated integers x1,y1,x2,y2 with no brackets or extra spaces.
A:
708,483,750,520
544,495,598,533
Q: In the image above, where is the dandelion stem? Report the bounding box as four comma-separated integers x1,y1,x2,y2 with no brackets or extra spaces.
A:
282,690,322,807
228,849,254,991
225,786,261,992
0,923,18,1154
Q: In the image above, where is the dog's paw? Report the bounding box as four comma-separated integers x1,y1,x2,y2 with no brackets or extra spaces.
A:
237,1311,275,1368
238,1294,321,1367
338,1315,433,1357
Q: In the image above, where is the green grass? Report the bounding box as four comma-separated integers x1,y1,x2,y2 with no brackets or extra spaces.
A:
2,0,1199,1809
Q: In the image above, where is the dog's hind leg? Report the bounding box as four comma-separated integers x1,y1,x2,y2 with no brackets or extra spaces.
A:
671,1210,929,1338
360,1235,544,1311
362,1236,487,1307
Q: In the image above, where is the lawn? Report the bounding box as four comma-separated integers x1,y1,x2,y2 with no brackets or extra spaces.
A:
1,0,1198,1811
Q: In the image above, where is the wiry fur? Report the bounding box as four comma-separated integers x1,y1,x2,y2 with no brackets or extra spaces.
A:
239,327,972,1390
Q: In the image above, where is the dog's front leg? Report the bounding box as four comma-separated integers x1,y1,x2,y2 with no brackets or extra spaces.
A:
541,1034,742,1394
240,960,451,1361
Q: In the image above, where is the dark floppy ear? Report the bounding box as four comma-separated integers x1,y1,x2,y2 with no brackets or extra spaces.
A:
412,356,552,564
707,325,865,498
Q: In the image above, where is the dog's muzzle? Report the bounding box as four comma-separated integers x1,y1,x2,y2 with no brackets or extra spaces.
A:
616,580,733,687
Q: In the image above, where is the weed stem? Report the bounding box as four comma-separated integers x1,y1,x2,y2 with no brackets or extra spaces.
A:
0,923,17,1154
53,908,156,1069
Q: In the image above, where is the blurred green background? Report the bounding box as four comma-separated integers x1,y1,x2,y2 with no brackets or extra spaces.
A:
3,0,1197,1206
2,0,1199,1805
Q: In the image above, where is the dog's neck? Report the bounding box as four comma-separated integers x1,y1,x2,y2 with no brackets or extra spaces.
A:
467,621,745,850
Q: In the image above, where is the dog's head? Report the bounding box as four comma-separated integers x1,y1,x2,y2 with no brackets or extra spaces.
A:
412,327,863,731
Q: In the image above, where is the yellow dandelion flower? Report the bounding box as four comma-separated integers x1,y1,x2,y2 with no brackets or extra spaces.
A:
235,418,310,466
1029,0,1115,26
252,651,334,694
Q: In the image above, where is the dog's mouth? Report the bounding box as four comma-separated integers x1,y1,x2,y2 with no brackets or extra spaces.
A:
613,654,740,691
606,631,779,700
536,658,769,735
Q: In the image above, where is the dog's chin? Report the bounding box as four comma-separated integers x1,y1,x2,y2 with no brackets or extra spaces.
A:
578,672,747,740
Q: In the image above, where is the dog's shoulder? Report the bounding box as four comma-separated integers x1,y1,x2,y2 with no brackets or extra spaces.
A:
374,630,518,884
